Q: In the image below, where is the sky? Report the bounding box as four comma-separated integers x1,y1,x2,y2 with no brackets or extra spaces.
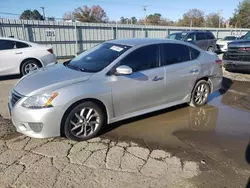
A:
0,0,240,21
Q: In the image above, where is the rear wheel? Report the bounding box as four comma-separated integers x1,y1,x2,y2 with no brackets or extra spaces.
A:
64,101,105,141
189,80,210,107
21,59,41,76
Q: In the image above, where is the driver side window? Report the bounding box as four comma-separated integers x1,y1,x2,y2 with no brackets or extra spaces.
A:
119,45,159,72
187,33,196,41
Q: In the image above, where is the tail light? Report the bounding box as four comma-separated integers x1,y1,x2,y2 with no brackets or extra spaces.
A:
47,48,53,54
215,59,222,64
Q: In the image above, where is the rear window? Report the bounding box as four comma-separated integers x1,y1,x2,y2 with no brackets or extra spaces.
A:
16,42,29,48
168,32,188,40
206,32,215,39
190,47,200,60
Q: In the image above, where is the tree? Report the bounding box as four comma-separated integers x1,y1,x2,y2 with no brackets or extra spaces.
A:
63,12,74,21
20,9,43,20
230,0,250,28
206,13,224,28
147,13,162,25
131,17,137,24
178,9,205,27
73,5,108,23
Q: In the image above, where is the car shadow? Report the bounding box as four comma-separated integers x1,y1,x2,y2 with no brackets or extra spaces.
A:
0,74,21,81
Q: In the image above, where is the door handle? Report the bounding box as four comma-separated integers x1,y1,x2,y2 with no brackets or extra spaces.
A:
15,52,23,54
190,69,199,74
152,76,163,81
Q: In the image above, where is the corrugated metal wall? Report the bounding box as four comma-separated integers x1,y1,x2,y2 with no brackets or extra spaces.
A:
0,18,249,58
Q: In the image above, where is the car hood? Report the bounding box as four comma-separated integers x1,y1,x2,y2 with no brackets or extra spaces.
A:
14,64,93,96
228,39,250,47
217,40,230,45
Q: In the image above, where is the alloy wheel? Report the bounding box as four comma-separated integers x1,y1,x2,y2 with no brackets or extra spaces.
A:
24,63,39,74
194,83,209,105
69,107,100,138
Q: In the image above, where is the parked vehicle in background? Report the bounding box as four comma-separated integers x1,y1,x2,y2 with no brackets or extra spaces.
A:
216,36,240,52
9,38,222,141
168,31,217,52
223,31,250,71
0,37,56,76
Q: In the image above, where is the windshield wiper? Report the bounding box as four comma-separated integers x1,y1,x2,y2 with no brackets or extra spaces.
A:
65,63,85,72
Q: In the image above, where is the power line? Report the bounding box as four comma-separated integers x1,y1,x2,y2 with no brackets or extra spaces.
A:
0,12,20,16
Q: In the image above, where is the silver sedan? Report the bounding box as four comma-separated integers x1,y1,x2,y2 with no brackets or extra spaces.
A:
9,38,223,141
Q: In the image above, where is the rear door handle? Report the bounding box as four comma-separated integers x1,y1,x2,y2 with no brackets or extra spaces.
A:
15,52,23,54
152,76,164,81
190,69,199,74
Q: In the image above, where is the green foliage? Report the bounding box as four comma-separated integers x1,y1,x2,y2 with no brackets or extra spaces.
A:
20,9,43,20
230,0,250,28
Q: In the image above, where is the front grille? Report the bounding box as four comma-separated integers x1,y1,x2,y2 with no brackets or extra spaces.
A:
224,47,250,62
11,91,22,106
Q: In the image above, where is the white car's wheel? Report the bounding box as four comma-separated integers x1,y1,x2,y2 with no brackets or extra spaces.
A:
21,60,41,76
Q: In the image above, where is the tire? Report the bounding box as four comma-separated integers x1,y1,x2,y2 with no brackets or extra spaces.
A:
64,101,105,141
207,47,214,52
21,59,41,76
189,80,210,108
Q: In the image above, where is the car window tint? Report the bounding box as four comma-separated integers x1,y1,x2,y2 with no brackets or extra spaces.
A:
0,40,15,50
16,42,29,48
162,43,191,66
196,33,207,40
206,32,215,39
119,45,159,72
190,47,200,60
187,33,196,41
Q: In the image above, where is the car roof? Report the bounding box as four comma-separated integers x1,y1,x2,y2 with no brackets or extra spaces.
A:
108,38,175,46
171,30,212,34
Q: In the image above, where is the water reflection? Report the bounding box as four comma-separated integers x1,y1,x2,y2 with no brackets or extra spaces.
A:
104,105,218,149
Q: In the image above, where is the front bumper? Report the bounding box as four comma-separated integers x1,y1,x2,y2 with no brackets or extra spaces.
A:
9,98,63,138
223,60,250,71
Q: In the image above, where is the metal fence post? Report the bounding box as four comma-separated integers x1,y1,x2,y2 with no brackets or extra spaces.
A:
216,30,219,39
21,20,27,40
74,22,78,56
0,19,3,37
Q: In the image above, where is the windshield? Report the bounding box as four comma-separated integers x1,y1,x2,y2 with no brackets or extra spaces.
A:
223,36,237,41
243,32,250,40
65,43,131,72
168,32,188,40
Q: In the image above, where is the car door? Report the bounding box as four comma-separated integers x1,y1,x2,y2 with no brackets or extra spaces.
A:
161,43,200,104
195,33,208,50
110,44,166,117
0,40,27,76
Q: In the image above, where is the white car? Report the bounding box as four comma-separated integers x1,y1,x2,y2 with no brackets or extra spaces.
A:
216,36,239,52
0,37,56,76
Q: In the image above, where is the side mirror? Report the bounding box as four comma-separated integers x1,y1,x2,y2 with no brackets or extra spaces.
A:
187,38,193,42
115,65,132,75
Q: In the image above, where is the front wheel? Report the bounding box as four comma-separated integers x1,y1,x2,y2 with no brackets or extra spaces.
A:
64,101,105,141
189,80,210,107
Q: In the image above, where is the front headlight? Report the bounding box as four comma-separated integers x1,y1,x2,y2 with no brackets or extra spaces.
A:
22,92,58,109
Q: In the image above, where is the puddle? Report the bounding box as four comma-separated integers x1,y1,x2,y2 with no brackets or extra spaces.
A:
103,85,250,151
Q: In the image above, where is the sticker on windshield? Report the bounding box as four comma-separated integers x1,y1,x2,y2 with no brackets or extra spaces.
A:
110,46,124,52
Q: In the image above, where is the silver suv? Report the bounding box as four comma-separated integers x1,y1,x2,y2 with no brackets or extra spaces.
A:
168,31,217,52
9,38,222,141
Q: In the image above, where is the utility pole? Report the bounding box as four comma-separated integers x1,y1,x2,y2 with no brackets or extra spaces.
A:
218,9,223,28
143,5,147,26
40,6,46,20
